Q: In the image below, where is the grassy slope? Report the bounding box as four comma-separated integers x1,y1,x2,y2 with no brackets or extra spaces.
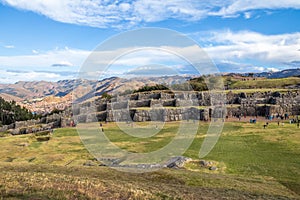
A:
229,77,300,89
0,122,299,199
226,88,299,94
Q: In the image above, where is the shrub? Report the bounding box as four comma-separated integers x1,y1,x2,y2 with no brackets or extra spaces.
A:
133,84,169,93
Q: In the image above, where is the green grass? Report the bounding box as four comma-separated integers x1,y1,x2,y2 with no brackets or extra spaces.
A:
0,127,93,165
0,122,299,199
212,122,300,194
230,77,300,89
0,131,10,138
226,88,300,94
1,163,296,199
101,121,300,195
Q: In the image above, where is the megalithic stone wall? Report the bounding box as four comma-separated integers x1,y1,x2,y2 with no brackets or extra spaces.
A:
72,90,300,123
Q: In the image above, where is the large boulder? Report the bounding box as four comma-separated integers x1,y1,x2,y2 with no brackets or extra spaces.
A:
165,156,191,169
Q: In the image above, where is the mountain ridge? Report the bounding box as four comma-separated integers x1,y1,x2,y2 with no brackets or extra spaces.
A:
0,68,299,107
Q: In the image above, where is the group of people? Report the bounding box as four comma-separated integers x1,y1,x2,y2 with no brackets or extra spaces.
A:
265,113,289,121
263,115,300,128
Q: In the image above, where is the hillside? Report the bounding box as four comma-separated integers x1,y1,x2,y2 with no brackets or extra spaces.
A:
225,77,300,89
0,93,22,102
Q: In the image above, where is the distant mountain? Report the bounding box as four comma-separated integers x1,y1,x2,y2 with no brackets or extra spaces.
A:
255,68,300,78
0,79,97,101
0,76,191,103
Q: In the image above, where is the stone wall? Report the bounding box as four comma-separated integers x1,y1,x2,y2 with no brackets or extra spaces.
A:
14,119,40,129
73,90,300,123
1,111,70,135
131,108,210,122
3,90,299,134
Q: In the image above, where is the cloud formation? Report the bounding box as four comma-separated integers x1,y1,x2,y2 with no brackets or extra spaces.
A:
0,69,75,83
210,0,300,17
1,0,300,28
1,30,299,78
51,61,73,67
216,60,280,73
196,30,300,67
3,45,15,49
0,47,89,68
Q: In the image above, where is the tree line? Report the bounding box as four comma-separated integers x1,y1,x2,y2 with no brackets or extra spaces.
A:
0,97,35,126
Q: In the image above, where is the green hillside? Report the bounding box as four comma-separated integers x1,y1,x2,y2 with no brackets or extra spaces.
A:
228,77,300,89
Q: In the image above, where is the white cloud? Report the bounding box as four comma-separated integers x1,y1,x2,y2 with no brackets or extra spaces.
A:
244,12,251,19
0,44,212,81
197,30,300,65
107,46,202,66
0,70,74,83
1,30,299,81
266,67,280,72
75,45,210,79
125,64,178,76
0,47,90,83
51,61,73,67
253,66,265,72
4,45,14,49
0,47,89,69
2,0,300,28
215,60,285,73
211,0,300,17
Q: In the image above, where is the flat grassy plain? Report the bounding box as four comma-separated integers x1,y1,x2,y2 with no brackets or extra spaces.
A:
0,121,299,199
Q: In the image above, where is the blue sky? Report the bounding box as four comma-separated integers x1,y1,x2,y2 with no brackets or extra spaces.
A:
0,0,300,83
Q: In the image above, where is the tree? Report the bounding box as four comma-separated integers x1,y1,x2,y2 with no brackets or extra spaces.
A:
101,92,112,100
133,84,169,93
0,97,35,125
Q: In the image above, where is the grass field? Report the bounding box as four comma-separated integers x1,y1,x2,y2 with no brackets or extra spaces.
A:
226,88,299,94
0,121,299,199
229,77,300,89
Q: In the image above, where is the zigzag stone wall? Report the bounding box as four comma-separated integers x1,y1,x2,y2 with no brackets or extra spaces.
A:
72,90,300,123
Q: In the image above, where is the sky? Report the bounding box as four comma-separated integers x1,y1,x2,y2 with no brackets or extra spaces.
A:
0,0,300,83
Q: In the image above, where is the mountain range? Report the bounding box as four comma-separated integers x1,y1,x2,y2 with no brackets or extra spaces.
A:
0,76,190,103
255,68,300,78
0,68,299,104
